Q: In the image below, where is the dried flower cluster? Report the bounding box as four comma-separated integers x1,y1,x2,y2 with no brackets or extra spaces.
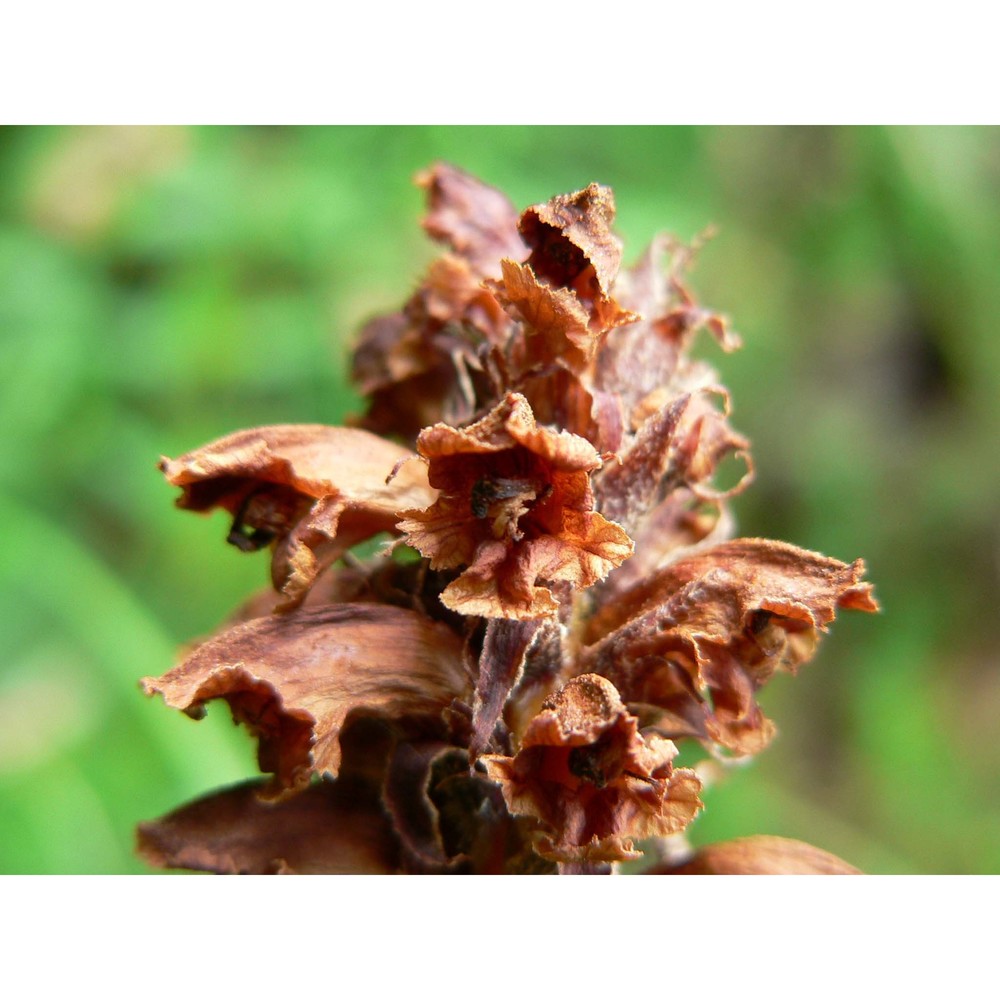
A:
138,165,878,874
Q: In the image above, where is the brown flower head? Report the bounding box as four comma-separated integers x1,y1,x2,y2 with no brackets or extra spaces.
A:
159,424,435,608
482,674,703,865
398,392,634,619
141,166,879,876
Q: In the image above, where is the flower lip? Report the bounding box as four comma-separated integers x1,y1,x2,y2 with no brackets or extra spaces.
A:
398,393,633,619
481,674,703,863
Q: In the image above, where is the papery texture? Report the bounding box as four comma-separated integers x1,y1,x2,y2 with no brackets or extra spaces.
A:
160,425,434,607
581,539,878,753
144,165,878,877
399,392,633,619
482,674,702,862
137,777,399,874
142,604,469,794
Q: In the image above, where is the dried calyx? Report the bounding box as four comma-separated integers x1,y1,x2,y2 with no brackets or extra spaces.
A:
140,164,877,875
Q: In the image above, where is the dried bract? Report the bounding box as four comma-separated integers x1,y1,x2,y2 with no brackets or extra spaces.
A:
581,539,878,753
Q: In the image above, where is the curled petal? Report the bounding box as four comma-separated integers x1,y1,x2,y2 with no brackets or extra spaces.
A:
489,183,638,378
581,539,878,754
599,233,740,418
160,425,435,608
416,162,528,278
650,835,861,875
399,393,633,619
482,674,703,864
520,183,623,305
137,777,399,874
141,604,469,794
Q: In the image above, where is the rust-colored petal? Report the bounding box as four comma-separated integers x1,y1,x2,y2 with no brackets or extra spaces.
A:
142,604,469,794
416,162,528,278
581,539,878,754
352,166,521,441
399,393,633,619
520,183,623,306
482,674,703,864
650,835,862,874
161,425,435,608
488,183,638,379
137,777,399,874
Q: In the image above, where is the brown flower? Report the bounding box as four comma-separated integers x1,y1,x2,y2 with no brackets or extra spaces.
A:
160,424,435,608
493,183,638,375
580,538,879,754
398,392,634,619
482,674,703,864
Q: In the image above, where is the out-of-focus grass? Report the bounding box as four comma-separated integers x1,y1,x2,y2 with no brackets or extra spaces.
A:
1,126,997,873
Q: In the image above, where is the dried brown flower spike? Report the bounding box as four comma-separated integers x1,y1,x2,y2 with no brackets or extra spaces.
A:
141,165,877,875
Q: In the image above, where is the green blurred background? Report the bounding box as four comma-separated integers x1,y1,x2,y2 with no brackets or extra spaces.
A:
1,126,997,874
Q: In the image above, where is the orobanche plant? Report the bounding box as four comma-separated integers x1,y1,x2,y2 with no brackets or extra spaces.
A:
138,165,878,875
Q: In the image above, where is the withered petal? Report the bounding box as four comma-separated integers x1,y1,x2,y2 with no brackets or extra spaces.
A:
483,675,703,864
142,604,469,794
520,182,623,300
650,835,862,874
161,425,435,607
587,538,879,643
137,777,399,874
470,619,543,758
416,162,527,277
581,538,878,755
400,394,633,620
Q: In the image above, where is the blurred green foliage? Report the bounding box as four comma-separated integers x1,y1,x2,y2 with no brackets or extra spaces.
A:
1,126,997,873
